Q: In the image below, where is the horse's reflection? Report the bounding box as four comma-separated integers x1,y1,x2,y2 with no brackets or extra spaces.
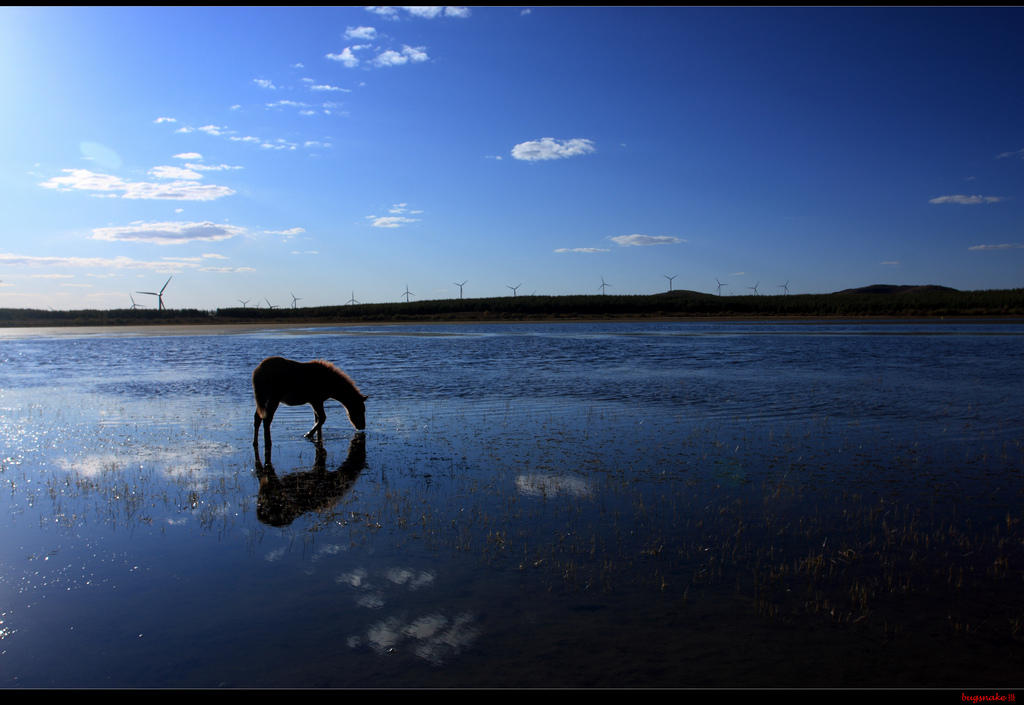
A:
254,433,367,527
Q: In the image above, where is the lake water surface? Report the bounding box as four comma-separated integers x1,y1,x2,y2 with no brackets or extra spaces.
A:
1,321,1022,687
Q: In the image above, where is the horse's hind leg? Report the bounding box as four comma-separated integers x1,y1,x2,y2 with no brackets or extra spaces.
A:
306,401,327,441
258,401,279,460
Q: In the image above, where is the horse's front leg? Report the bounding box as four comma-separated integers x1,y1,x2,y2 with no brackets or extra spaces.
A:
306,401,327,441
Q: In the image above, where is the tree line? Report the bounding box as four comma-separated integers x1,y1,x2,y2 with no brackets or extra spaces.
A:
1,288,1023,326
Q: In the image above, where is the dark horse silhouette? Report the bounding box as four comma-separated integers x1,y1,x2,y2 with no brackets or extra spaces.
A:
252,356,368,461
255,433,367,527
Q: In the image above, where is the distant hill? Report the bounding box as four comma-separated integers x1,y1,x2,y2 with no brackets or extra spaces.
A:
652,289,717,299
834,284,960,295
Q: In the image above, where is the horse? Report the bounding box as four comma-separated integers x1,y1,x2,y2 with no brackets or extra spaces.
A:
252,356,368,459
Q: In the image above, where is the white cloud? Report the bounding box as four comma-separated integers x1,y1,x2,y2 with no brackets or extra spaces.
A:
198,265,256,273
90,221,249,245
968,243,1024,250
401,7,470,19
263,228,306,236
310,84,350,92
372,50,405,67
511,137,595,161
154,117,177,123
253,78,276,89
221,134,296,150
259,139,298,150
401,45,429,62
197,124,230,136
929,194,1004,204
184,162,242,172
150,165,203,180
345,26,377,39
366,6,399,19
329,42,428,69
996,148,1024,159
326,48,361,67
609,234,683,247
555,248,609,253
879,261,900,266
124,179,235,201
372,45,429,67
173,152,203,160
368,214,420,228
404,7,444,18
40,169,235,201
40,169,127,192
0,253,200,271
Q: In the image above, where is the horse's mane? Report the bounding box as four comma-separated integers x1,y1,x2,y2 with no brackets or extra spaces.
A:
310,359,363,396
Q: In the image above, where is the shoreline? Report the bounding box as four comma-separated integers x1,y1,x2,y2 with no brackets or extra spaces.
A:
1,315,1021,339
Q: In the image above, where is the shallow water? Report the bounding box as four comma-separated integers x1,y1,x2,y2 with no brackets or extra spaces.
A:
1,321,1023,686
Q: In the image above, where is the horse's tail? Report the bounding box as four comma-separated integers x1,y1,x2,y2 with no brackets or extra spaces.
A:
252,369,269,419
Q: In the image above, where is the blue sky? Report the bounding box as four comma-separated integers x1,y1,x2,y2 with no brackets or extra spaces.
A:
1,6,1021,310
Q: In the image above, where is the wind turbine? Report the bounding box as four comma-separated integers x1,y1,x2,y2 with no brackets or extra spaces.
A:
715,278,727,296
290,292,302,309
265,298,279,309
507,283,522,297
778,280,790,295
453,280,467,299
346,291,359,305
402,285,414,303
129,293,145,310
237,299,251,308
748,282,759,295
663,274,677,292
137,276,172,311
598,276,611,295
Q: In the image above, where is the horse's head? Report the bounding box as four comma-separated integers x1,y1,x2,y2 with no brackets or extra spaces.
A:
345,393,368,430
